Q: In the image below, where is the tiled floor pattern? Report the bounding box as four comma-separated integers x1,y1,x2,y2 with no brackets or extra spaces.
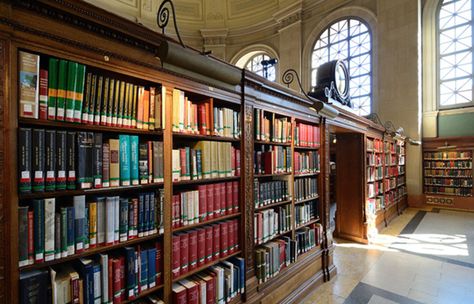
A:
302,208,474,304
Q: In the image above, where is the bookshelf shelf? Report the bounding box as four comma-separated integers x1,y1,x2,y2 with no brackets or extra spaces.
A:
294,145,320,150
19,233,163,271
254,140,291,146
254,172,292,178
296,217,320,230
18,183,164,200
173,213,241,232
18,118,163,136
121,284,165,304
424,167,472,170
173,176,240,185
173,132,240,142
294,172,320,178
172,250,241,282
255,230,292,246
424,175,472,178
255,199,292,211
294,196,319,205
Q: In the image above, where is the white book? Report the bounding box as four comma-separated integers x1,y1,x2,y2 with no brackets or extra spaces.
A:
181,192,187,226
99,253,109,304
172,149,181,181
50,267,72,304
73,195,86,252
44,198,56,262
105,197,115,245
187,192,194,225
210,266,225,304
222,261,234,299
193,190,199,224
114,196,120,242
97,198,105,245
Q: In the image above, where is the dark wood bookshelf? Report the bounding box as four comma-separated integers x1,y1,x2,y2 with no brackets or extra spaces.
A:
294,195,319,205
173,132,240,142
254,172,291,178
19,233,163,271
294,145,320,150
294,172,320,178
254,140,291,146
18,182,164,200
255,199,292,211
173,176,240,185
18,118,163,136
172,250,241,282
256,230,292,246
295,217,320,230
121,284,165,304
172,213,241,232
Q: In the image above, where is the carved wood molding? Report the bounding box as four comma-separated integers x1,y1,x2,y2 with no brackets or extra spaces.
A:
0,38,6,303
243,103,255,271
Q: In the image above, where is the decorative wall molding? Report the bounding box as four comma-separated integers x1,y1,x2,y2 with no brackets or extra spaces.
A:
0,38,5,303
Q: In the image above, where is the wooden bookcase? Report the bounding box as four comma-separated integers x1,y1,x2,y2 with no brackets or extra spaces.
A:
423,137,474,210
366,135,385,235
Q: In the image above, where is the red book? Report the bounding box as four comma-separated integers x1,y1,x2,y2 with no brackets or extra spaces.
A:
264,151,273,174
156,242,163,285
119,256,126,302
172,283,187,304
180,148,187,179
232,181,239,213
228,219,235,254
197,273,215,304
108,257,113,301
231,147,236,175
133,198,138,239
234,219,239,250
205,226,213,263
71,275,80,303
257,213,263,244
279,240,286,268
27,210,34,264
196,228,206,267
198,104,206,135
225,182,232,215
112,258,121,304
236,148,241,176
207,183,214,220
205,101,211,135
212,224,220,260
220,183,226,215
213,183,220,218
188,230,198,271
39,69,48,120
181,280,199,304
180,233,189,274
198,185,207,222
172,234,181,279
220,221,228,257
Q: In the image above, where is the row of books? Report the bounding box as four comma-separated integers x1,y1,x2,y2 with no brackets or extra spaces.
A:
254,206,291,245
424,178,473,187
20,242,163,304
367,181,383,198
172,182,239,228
367,166,383,182
171,89,240,138
294,123,320,148
172,220,239,279
384,178,397,191
397,175,406,186
253,180,289,208
367,153,382,166
254,146,292,175
19,52,165,130
399,155,406,166
424,161,472,169
255,225,322,284
172,256,245,304
294,151,319,175
367,196,384,214
254,109,292,143
396,142,405,155
384,154,396,166
294,177,318,203
424,151,472,159
18,192,164,267
384,165,399,177
424,169,473,177
384,141,396,153
366,138,383,152
172,142,240,182
295,201,318,226
18,128,164,193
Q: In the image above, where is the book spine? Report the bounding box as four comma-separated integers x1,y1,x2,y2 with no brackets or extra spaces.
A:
119,198,129,242
114,196,120,243
77,132,93,189
119,135,131,186
105,197,115,245
32,129,45,192
33,199,45,262
88,74,98,125
149,87,155,130
65,61,78,122
94,75,103,125
27,210,34,264
18,128,32,193
44,198,55,261
107,78,115,126
56,59,68,121
74,195,86,253
89,202,97,248
39,69,48,120
131,85,138,128
45,130,56,191
172,234,180,279
123,83,130,128
93,133,103,188
96,197,105,246
56,131,67,190
54,212,61,260
66,132,77,190
82,72,92,123
130,136,139,185
102,143,110,188
18,51,40,119
73,64,86,123
48,58,58,120
66,207,75,255
117,81,125,127
18,206,29,267
101,77,110,126
139,143,149,184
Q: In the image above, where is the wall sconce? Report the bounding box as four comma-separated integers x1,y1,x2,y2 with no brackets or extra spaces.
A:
281,69,339,119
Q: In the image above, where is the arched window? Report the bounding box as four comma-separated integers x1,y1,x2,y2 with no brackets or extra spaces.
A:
311,18,372,116
235,51,277,81
438,0,474,109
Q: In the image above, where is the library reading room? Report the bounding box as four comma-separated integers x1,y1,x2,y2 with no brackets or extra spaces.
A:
2,0,474,303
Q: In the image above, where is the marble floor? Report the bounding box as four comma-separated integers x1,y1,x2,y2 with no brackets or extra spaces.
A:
302,208,474,304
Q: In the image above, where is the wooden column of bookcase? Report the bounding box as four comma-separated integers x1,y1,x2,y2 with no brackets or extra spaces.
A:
422,137,474,210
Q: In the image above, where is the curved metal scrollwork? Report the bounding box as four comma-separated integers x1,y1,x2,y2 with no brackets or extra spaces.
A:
281,69,315,101
157,0,185,48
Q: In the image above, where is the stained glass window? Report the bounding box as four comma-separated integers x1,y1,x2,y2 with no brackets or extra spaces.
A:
438,0,474,108
245,53,276,81
311,18,372,116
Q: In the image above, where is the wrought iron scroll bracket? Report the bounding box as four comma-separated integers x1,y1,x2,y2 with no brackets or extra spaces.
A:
157,0,185,48
282,69,318,103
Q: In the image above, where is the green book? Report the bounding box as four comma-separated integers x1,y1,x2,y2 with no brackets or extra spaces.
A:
65,61,78,122
112,80,120,126
88,74,97,124
117,81,125,127
119,135,131,186
123,82,130,127
130,135,139,185
131,84,138,128
94,76,103,125
107,78,115,126
81,72,92,123
73,64,86,123
101,77,109,125
56,60,68,121
33,199,45,262
47,58,58,120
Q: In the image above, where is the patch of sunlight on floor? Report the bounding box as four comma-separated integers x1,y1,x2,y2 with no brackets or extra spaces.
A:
389,233,469,257
335,242,399,252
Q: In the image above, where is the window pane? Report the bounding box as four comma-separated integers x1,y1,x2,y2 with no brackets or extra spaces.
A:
244,53,277,81
438,0,474,107
311,18,372,116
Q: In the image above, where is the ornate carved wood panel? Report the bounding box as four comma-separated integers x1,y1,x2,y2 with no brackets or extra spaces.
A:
243,103,254,272
0,38,6,303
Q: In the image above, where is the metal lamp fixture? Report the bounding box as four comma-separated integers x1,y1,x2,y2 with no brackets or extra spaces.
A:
309,60,351,107
261,58,278,79
366,113,421,146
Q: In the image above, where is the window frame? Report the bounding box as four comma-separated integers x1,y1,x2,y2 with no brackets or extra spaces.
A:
243,52,277,82
310,16,374,116
437,0,474,110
